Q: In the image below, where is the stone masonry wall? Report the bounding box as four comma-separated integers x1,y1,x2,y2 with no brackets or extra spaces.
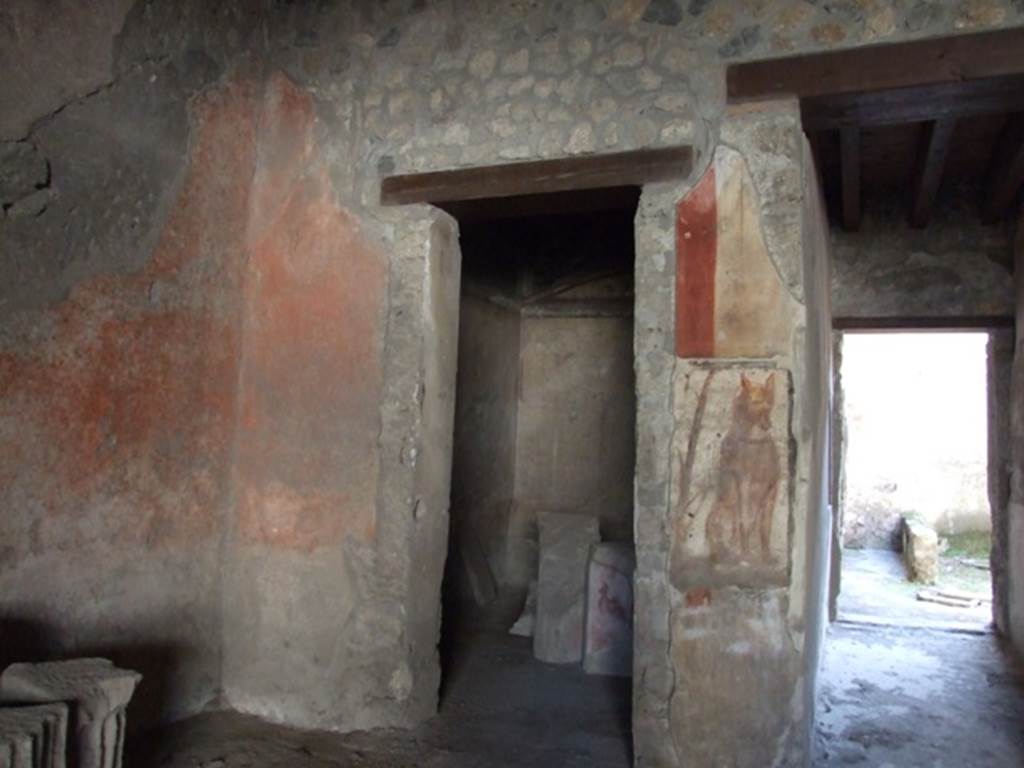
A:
631,100,830,766
449,295,522,591
512,313,636,582
989,329,1014,636
2,0,1022,755
0,0,261,725
1,1,462,733
219,74,394,730
0,72,249,725
832,203,1014,321
1010,213,1024,658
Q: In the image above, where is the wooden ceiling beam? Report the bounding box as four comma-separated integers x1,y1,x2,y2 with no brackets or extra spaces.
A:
909,118,956,229
380,147,693,206
727,27,1024,103
982,114,1024,224
840,126,861,231
728,29,1024,227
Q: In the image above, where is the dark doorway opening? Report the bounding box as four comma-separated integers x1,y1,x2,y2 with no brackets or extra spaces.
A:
439,187,639,761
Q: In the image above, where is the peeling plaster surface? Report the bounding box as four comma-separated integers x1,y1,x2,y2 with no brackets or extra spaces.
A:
0,0,136,140
222,74,390,730
0,76,256,725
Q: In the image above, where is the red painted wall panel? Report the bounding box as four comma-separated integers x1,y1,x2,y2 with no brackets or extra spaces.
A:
675,166,717,358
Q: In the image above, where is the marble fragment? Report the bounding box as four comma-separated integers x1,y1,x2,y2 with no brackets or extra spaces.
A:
534,512,600,663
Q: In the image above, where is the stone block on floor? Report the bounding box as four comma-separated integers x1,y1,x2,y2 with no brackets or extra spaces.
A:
901,515,938,584
0,728,32,768
0,659,140,768
583,543,635,677
0,704,68,768
534,512,600,664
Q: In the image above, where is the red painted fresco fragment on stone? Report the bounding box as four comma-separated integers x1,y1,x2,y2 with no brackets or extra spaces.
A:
675,166,717,358
233,76,386,552
686,587,712,607
0,81,257,555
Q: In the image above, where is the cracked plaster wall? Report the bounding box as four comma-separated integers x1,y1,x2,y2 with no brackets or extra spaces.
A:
0,0,459,734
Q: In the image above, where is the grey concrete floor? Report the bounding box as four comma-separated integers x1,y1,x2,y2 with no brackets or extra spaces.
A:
134,617,632,768
815,622,1024,767
820,547,1024,765
136,568,1024,768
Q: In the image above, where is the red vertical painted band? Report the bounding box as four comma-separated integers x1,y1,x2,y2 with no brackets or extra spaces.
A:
675,166,717,358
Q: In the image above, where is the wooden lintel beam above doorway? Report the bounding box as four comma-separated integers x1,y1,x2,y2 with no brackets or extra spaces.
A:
982,113,1024,224
834,315,1014,332
726,27,1024,104
909,118,956,229
840,126,861,232
379,147,693,206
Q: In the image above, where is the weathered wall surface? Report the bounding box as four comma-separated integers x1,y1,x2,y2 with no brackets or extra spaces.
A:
449,295,521,589
831,204,1014,321
799,132,834,757
0,64,251,725
512,314,635,582
1,5,460,733
186,73,459,732
633,99,827,767
4,0,1024,757
370,206,462,729
1010,215,1024,658
0,0,136,141
450,293,634,591
989,329,1014,636
318,0,1024,187
220,74,392,729
829,333,846,621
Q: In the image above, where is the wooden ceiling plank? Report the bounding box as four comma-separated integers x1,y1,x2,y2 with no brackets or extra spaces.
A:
840,126,861,231
909,118,957,229
983,114,1024,223
380,147,693,206
728,28,1024,102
